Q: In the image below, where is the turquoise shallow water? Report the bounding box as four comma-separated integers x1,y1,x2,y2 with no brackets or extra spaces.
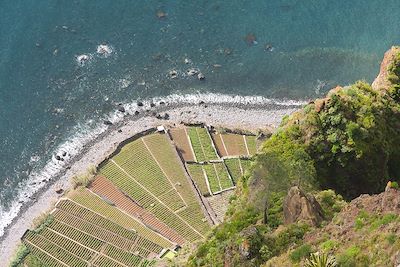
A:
0,1,400,235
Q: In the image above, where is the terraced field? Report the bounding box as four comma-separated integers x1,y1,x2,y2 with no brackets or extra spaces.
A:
187,164,210,196
187,127,219,162
19,126,258,266
169,128,195,162
212,133,258,157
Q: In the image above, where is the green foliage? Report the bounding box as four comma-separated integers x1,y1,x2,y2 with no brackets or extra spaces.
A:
21,254,46,267
290,244,312,263
9,244,29,267
305,252,337,267
316,190,346,220
32,214,54,234
386,233,397,245
370,213,398,230
336,246,361,267
320,240,339,252
390,181,399,189
266,192,285,228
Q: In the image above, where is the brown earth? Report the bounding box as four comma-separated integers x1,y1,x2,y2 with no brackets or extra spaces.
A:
169,128,195,162
90,176,185,245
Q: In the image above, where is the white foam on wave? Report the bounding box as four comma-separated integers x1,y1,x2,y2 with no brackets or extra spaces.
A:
0,92,306,237
96,44,113,58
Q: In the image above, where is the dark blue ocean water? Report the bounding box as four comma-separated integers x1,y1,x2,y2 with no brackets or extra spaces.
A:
1,1,400,235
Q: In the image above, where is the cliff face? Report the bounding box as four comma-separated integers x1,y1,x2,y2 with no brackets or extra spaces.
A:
188,47,400,267
372,46,400,91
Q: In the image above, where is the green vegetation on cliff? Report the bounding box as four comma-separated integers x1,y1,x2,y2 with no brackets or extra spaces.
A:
188,47,400,267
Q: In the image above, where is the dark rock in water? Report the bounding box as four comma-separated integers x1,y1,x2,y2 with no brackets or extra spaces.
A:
55,188,64,194
60,158,64,161
118,129,122,133
42,179,47,182
156,114,163,119
164,113,170,120
159,101,165,105
118,106,126,113
55,155,61,161
103,120,113,126
134,111,140,115
199,101,205,105
283,186,324,226
150,102,156,108
137,101,144,107
62,151,67,157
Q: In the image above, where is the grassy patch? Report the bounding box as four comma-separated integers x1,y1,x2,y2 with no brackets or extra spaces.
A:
290,244,312,263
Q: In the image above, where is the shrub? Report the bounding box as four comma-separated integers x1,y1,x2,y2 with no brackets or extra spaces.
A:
32,214,54,233
390,181,399,189
336,246,361,267
290,244,312,263
9,244,29,267
259,245,273,262
320,240,338,252
386,233,397,245
305,252,337,267
316,190,346,220
71,165,96,189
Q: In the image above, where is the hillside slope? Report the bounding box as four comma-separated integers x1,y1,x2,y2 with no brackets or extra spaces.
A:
188,47,400,266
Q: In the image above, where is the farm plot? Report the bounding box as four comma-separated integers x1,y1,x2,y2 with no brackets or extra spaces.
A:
90,176,185,245
240,159,252,175
143,133,203,205
100,157,205,242
211,133,228,157
186,164,210,196
203,163,234,194
23,231,88,267
220,134,248,156
169,128,195,162
224,158,243,184
187,127,219,162
69,189,173,248
112,138,187,210
245,135,257,155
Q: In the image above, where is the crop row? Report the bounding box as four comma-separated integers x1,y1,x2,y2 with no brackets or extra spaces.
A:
72,189,173,248
24,231,87,267
245,135,257,155
23,244,66,267
224,158,242,184
203,164,221,193
187,164,210,196
57,200,137,240
100,158,205,242
143,134,199,205
188,127,207,162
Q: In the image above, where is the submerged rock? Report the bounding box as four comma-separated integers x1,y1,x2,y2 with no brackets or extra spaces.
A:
103,120,113,126
197,72,205,80
187,68,198,76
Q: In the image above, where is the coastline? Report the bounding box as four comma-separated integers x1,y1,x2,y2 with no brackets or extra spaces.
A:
0,100,301,264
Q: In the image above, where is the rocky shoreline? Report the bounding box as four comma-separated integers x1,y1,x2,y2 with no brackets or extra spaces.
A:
0,101,300,264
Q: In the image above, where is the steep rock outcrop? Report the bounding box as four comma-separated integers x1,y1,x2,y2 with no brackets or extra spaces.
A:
283,186,324,226
372,46,400,91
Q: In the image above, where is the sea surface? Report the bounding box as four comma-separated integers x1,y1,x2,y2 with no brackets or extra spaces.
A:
1,0,400,236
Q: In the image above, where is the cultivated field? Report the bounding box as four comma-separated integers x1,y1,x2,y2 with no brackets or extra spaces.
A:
212,133,258,157
19,126,257,266
187,127,219,162
169,128,196,162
